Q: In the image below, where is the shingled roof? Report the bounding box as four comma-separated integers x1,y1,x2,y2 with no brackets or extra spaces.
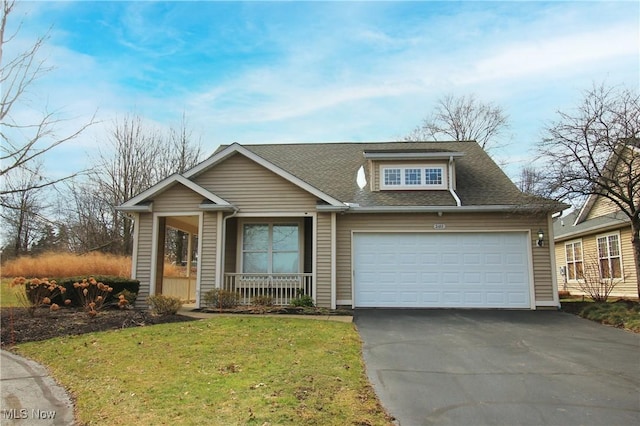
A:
225,141,558,209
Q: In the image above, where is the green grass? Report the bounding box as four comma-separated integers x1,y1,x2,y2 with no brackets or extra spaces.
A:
1,279,21,307
578,301,640,332
561,297,640,332
14,317,392,425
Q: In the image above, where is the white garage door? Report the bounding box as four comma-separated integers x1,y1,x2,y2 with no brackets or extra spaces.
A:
353,232,532,308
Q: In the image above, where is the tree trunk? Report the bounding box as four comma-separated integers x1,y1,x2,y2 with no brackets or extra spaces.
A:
632,219,640,299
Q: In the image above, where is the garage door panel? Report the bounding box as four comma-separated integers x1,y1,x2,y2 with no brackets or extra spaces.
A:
354,232,531,308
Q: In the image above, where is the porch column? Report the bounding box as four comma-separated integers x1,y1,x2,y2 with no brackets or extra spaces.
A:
186,232,193,278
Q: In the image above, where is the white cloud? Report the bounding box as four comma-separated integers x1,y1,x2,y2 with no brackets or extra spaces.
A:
461,24,638,84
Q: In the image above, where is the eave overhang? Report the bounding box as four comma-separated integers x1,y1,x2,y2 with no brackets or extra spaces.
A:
117,174,234,212
344,204,565,214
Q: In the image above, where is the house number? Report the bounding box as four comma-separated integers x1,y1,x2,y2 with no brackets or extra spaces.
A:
433,223,446,230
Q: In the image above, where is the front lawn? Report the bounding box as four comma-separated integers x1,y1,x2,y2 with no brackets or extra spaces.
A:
1,279,20,307
14,316,393,425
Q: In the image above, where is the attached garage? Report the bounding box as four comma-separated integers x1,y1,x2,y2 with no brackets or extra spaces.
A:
353,232,533,309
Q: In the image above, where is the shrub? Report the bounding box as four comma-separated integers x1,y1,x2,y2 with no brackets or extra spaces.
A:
55,276,139,307
252,295,274,306
72,277,116,317
115,289,137,306
290,294,314,307
203,289,239,309
11,277,71,317
148,294,183,315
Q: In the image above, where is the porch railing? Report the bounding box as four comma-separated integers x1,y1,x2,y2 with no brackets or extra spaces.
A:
223,273,313,306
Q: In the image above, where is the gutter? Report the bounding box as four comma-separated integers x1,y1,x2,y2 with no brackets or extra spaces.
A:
220,207,240,288
448,155,462,207
345,205,542,213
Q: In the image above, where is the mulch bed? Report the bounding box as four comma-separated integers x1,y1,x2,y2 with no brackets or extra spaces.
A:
0,305,353,347
0,307,197,347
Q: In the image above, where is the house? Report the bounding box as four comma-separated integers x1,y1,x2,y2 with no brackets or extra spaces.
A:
118,141,565,310
553,197,638,299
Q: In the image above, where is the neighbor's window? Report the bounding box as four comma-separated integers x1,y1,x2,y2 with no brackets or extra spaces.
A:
242,223,300,274
380,165,446,189
597,234,622,279
565,241,583,280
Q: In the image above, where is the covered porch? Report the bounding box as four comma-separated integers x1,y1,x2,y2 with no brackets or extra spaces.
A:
219,216,315,306
157,215,199,303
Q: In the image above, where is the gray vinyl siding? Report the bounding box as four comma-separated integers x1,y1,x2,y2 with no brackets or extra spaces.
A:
152,183,204,212
198,212,218,302
336,212,555,306
315,212,332,308
134,213,153,308
193,153,319,213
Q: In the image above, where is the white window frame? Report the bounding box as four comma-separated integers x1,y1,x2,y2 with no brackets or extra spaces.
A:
237,219,304,274
379,164,447,190
564,239,584,282
596,232,623,280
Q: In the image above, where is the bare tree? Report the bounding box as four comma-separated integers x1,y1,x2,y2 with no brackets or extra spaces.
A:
405,93,509,152
0,163,48,256
578,253,622,302
0,0,95,198
82,113,204,255
517,166,549,197
538,83,640,297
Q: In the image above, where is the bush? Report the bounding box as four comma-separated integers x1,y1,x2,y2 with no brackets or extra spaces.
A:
72,277,121,317
290,294,314,307
115,289,137,306
148,295,183,315
203,289,239,309
11,277,71,317
252,295,274,306
55,276,139,308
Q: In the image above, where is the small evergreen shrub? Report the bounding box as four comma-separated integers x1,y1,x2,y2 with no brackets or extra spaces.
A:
148,294,183,315
203,289,240,309
290,294,314,307
252,295,274,306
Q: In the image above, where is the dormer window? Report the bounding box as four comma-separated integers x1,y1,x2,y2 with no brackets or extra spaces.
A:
380,164,447,190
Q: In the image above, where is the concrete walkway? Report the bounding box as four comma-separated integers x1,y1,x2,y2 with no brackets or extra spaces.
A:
1,350,75,425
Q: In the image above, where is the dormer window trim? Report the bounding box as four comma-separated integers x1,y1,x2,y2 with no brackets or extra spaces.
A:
379,163,448,190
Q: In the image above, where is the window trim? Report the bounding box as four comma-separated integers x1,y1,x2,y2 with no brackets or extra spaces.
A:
564,239,584,282
237,219,303,274
379,163,447,190
596,231,623,280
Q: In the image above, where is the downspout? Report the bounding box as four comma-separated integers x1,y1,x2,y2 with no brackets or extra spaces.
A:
219,208,239,289
449,156,462,207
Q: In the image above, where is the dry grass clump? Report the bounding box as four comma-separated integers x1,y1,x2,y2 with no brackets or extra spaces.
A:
2,252,132,278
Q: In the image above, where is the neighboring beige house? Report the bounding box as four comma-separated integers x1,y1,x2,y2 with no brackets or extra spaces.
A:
553,201,637,299
118,141,565,310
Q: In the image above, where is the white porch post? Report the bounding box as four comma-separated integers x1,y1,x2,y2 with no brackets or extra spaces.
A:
186,232,193,278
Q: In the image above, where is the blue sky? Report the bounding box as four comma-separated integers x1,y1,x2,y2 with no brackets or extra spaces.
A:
7,0,640,180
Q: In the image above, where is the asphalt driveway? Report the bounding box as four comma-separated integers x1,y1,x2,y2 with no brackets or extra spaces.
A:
355,309,640,426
